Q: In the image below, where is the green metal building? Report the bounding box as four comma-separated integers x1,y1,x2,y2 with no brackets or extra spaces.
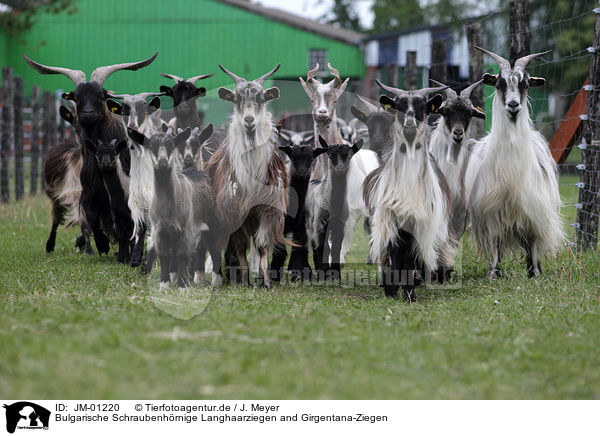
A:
0,0,365,124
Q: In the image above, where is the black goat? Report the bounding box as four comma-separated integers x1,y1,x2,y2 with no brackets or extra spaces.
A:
24,52,157,264
270,130,326,282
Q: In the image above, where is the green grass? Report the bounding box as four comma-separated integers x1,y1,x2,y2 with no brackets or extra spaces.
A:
0,177,599,399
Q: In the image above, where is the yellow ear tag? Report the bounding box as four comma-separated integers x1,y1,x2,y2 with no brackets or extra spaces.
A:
384,104,391,111
477,106,483,112
111,107,118,113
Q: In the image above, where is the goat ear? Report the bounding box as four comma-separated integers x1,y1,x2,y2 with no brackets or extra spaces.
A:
471,106,486,119
263,87,280,102
159,85,172,96
312,147,328,158
528,76,546,87
351,105,368,124
85,139,97,153
196,87,206,97
335,78,349,98
128,128,146,146
426,94,444,114
115,139,128,154
59,106,75,125
279,145,293,157
218,87,235,103
106,99,122,114
482,73,497,86
197,123,213,144
61,91,75,100
379,95,396,112
318,135,329,149
161,123,169,133
175,127,191,145
148,96,161,112
351,138,364,154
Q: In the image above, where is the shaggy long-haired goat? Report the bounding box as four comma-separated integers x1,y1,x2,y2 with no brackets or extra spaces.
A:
465,47,564,278
205,64,288,288
427,80,485,242
364,81,453,301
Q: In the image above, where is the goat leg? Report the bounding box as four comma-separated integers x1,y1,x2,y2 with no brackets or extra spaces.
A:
269,242,287,283
382,242,400,298
129,221,146,267
488,238,503,280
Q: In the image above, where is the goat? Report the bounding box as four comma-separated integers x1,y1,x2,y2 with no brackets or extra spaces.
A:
160,72,226,160
427,80,485,243
105,93,164,266
129,127,214,287
24,52,158,263
85,138,133,263
43,106,85,254
351,94,395,161
181,125,216,170
271,129,326,282
307,136,364,279
465,47,564,279
205,64,288,288
363,81,453,301
299,63,348,179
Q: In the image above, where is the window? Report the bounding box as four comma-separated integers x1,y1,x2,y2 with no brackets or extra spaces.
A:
308,49,328,77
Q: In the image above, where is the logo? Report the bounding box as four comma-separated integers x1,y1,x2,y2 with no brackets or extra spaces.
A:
3,402,50,434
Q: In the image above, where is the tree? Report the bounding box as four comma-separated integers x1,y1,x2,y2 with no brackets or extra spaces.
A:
318,0,363,32
0,0,77,36
371,0,427,34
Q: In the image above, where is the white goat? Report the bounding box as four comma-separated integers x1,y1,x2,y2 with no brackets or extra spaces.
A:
364,81,453,301
465,47,564,279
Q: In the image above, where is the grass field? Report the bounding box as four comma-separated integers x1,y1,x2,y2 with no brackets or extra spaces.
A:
0,176,599,399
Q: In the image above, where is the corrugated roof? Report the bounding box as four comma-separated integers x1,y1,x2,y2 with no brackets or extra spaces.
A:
215,0,364,45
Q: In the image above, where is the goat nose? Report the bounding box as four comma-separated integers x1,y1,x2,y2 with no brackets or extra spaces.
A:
244,116,254,124
318,109,328,114
508,101,519,108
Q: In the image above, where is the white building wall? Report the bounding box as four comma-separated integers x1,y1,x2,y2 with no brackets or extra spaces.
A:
397,30,432,67
365,40,379,67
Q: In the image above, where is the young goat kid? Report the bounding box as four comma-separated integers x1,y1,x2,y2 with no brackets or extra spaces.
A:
465,47,564,279
308,136,364,279
271,130,326,282
364,82,453,301
129,127,214,287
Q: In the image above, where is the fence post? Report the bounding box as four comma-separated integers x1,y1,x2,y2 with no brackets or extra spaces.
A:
30,86,40,195
40,91,52,191
430,39,447,85
509,0,531,64
13,76,24,200
467,22,485,138
405,51,417,90
576,2,600,249
1,67,12,203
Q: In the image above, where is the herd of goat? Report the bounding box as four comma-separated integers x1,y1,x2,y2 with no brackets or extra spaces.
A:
26,45,565,301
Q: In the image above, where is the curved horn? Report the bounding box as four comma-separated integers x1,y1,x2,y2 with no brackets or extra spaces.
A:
459,79,483,99
514,50,552,71
475,46,510,72
186,73,214,84
429,79,457,99
328,62,342,86
354,94,379,112
306,63,320,81
90,52,158,86
413,86,450,98
255,63,280,85
219,64,245,85
375,79,407,97
23,54,86,86
160,73,184,83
